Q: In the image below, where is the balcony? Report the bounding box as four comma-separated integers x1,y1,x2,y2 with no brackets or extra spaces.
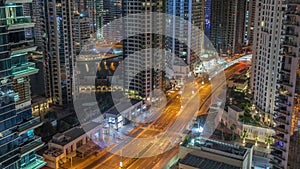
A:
21,155,46,169
279,51,296,57
19,136,44,157
273,143,287,152
275,116,289,125
17,116,43,135
275,125,288,134
283,0,300,5
272,151,286,161
270,158,284,169
274,108,290,116
0,16,34,30
281,40,297,47
5,16,35,30
277,80,293,87
11,62,39,78
280,68,291,74
285,10,300,16
283,20,300,27
273,135,287,143
10,40,37,55
281,31,299,37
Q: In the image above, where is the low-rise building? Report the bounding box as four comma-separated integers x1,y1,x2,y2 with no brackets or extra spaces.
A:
104,99,143,130
43,122,102,169
179,138,253,169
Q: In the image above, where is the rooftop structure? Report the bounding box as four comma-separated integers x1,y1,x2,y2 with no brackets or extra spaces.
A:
44,122,102,169
179,153,240,169
179,137,253,169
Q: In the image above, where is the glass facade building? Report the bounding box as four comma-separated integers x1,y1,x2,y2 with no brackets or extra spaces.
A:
0,1,45,169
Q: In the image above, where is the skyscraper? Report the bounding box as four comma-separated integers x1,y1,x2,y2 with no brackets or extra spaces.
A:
0,1,45,168
95,0,103,39
244,0,256,47
251,0,300,168
166,0,205,72
103,0,122,42
273,1,300,168
122,0,165,100
72,0,95,55
210,0,246,56
43,0,74,107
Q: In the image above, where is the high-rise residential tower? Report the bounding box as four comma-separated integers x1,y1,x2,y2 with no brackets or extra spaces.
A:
43,0,74,106
103,0,122,42
244,0,256,47
95,0,103,39
0,1,45,168
122,0,165,100
210,0,246,56
166,0,205,70
71,0,95,55
251,0,300,168
273,1,300,169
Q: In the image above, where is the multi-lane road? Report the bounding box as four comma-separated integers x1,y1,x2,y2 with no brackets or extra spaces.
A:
77,62,248,169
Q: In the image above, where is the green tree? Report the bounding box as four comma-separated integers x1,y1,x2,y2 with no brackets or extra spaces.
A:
265,135,274,149
240,129,249,144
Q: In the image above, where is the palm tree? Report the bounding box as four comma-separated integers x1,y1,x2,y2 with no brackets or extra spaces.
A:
240,129,249,144
254,136,259,146
230,124,237,140
265,135,274,149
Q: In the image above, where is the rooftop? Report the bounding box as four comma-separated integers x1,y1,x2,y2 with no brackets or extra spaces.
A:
180,153,240,169
182,138,250,160
51,121,101,146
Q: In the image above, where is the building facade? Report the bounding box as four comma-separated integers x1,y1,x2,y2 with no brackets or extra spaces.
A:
272,1,300,169
210,0,246,56
166,0,205,77
0,1,46,168
102,0,122,42
122,0,165,100
244,0,256,47
43,0,74,106
251,0,300,168
71,0,95,55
